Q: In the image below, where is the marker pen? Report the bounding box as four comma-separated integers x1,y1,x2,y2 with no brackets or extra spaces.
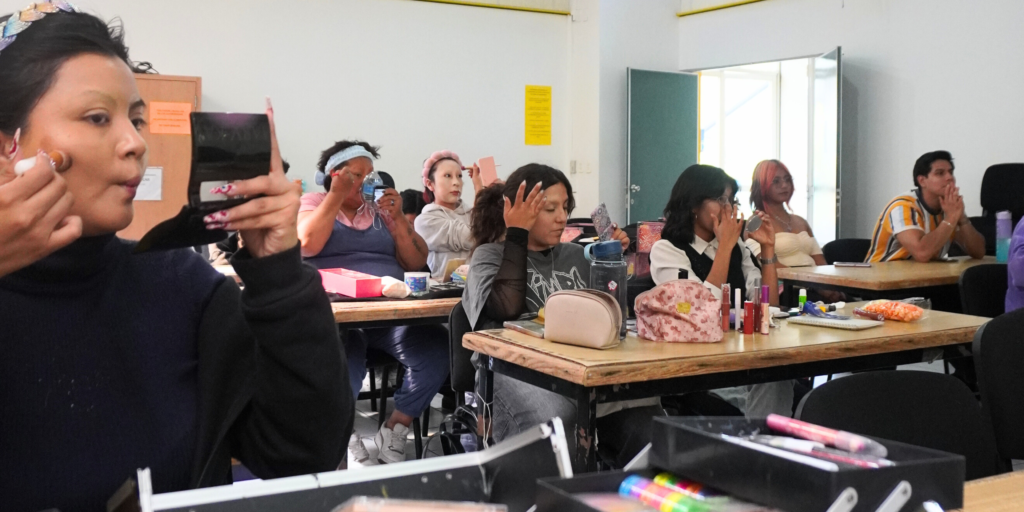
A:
721,283,731,332
760,285,770,334
767,414,889,457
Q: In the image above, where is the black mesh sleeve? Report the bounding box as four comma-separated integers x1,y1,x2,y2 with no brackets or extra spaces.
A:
482,227,530,321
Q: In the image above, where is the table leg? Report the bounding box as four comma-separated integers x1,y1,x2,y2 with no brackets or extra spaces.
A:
574,386,598,472
475,355,494,448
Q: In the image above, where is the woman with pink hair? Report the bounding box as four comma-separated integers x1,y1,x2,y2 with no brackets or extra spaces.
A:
745,159,827,268
746,160,842,302
414,150,485,278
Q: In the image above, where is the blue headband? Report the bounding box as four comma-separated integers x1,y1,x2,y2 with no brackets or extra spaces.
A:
315,145,375,186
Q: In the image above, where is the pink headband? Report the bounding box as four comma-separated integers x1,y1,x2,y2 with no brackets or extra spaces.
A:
422,150,463,188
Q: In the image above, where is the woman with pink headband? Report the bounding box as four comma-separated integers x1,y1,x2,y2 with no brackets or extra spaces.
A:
414,150,485,278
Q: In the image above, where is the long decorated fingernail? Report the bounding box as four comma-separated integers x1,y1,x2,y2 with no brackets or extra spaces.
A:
6,128,20,157
265,96,273,113
206,222,225,230
209,184,236,196
203,210,228,224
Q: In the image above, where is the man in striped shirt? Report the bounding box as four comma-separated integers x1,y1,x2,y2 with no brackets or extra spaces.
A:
866,151,985,263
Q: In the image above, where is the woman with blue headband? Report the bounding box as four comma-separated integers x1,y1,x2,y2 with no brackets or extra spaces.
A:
0,5,351,510
298,140,448,465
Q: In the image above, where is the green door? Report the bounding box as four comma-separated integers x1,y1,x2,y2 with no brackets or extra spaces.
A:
628,68,700,224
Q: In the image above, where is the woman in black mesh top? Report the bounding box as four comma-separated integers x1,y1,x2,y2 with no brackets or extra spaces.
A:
462,163,663,471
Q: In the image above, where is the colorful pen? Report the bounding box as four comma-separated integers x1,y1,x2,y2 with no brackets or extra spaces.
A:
766,414,888,457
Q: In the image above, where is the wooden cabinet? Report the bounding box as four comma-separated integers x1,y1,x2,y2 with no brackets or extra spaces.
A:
119,74,201,241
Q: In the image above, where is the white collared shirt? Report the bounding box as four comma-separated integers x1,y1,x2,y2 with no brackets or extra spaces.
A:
650,235,762,302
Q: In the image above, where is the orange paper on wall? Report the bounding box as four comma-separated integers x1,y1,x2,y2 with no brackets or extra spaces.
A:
149,101,193,135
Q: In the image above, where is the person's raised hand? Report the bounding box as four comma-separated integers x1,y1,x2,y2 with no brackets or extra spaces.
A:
467,163,484,194
327,166,360,200
376,188,403,221
204,98,301,259
939,184,964,226
611,223,630,251
0,145,82,277
748,210,777,248
503,182,543,231
714,203,744,251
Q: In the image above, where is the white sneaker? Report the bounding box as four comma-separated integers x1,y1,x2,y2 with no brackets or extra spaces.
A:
374,423,409,464
348,433,370,463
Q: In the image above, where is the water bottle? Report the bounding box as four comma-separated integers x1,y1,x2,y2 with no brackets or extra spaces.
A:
586,240,628,339
361,169,384,202
996,211,1012,263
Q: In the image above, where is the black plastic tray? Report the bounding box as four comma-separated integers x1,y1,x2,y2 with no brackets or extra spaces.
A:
650,417,964,512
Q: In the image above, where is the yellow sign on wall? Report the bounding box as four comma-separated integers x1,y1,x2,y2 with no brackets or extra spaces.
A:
525,85,552,146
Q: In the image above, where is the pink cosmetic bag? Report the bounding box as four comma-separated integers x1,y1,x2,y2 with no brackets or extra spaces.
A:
635,280,723,342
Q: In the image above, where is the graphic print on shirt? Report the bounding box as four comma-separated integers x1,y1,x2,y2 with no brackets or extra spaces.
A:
526,265,587,310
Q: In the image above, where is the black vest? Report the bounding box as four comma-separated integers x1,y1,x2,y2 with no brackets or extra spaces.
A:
679,242,749,300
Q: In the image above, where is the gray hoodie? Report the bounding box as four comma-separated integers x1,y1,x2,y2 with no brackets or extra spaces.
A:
414,202,473,278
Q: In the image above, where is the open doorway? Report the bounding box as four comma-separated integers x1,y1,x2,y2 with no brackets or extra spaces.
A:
695,49,841,243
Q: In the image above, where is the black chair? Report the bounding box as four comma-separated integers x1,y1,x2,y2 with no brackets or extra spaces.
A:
973,309,1024,463
821,238,872,265
795,371,1007,480
959,264,1008,318
449,302,476,404
974,163,1024,255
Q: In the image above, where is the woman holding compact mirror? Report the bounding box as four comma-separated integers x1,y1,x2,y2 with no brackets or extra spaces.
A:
0,6,351,510
650,164,794,419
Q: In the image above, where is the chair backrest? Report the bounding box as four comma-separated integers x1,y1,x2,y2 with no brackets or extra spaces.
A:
980,163,1024,218
821,238,871,265
958,264,1008,318
973,309,1024,461
795,370,1006,480
448,302,476,395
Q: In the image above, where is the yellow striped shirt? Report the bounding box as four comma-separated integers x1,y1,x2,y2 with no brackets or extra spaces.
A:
865,190,954,262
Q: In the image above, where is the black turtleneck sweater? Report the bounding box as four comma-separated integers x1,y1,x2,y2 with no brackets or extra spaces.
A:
0,236,352,512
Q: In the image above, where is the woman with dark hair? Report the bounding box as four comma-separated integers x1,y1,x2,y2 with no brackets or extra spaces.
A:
463,163,663,471
414,150,484,278
297,140,447,465
0,5,350,511
651,164,793,418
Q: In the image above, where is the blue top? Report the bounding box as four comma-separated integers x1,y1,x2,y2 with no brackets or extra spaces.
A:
303,220,406,280
0,235,224,511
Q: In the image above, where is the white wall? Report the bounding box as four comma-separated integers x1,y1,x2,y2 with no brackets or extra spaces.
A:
678,0,1024,238
85,0,571,203
567,0,601,216
599,0,680,224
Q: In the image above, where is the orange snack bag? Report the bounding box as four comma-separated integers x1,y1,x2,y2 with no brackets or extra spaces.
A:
863,300,924,322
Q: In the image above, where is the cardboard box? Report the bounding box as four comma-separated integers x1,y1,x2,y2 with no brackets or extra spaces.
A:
319,269,383,298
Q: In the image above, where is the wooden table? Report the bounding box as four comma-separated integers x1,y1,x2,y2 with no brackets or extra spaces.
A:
332,298,461,329
955,471,1024,512
778,257,995,293
213,264,460,328
464,303,988,471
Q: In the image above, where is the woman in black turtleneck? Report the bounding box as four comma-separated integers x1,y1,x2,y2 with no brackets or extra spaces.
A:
0,8,351,512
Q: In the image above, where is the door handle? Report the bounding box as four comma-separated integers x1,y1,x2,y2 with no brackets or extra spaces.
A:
630,184,641,193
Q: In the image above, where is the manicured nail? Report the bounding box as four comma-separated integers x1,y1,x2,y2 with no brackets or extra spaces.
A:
204,210,228,224
206,222,225,230
6,128,20,157
265,96,273,112
209,184,236,196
